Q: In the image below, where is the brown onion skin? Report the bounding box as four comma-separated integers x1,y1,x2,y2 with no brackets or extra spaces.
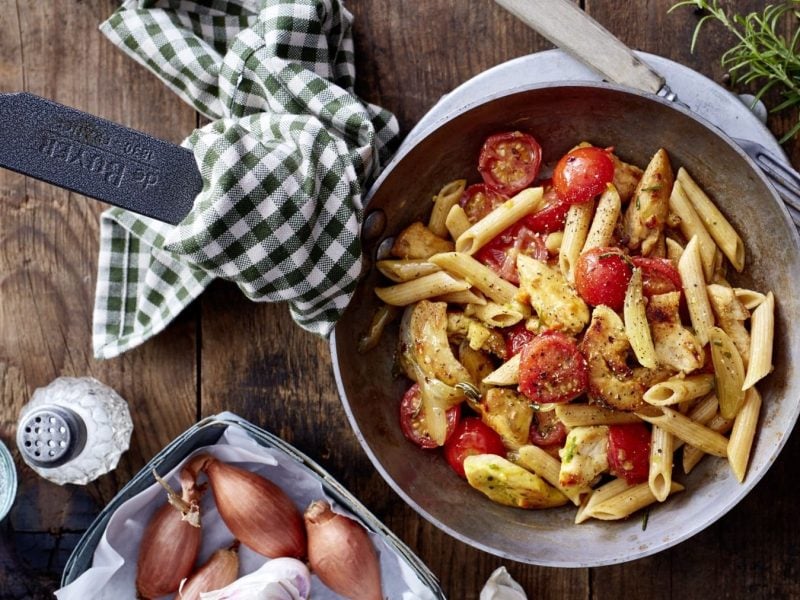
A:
179,543,240,600
305,500,383,600
188,454,306,559
136,501,202,599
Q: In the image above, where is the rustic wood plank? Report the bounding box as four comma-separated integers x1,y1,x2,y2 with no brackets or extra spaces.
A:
0,1,198,595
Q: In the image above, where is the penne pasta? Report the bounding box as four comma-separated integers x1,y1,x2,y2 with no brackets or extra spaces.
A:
624,268,657,368
636,406,728,457
376,259,440,282
465,300,528,328
669,181,717,280
672,393,718,452
708,326,746,419
727,388,762,482
707,283,751,365
648,425,674,502
678,236,715,346
429,179,466,237
545,231,564,253
665,237,684,264
583,184,621,251
456,187,544,255
375,271,470,306
554,404,642,428
643,374,715,406
513,445,587,506
482,353,521,386
575,478,631,524
445,204,472,241
676,167,745,272
742,291,774,391
434,289,487,305
588,481,684,521
734,288,767,310
429,252,520,305
559,200,595,283
682,412,734,474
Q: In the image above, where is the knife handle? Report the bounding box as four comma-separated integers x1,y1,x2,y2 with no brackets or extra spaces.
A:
495,0,665,94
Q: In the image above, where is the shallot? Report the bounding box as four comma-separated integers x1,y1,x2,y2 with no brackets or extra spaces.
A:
136,468,203,599
304,499,383,600
186,454,306,559
179,543,240,600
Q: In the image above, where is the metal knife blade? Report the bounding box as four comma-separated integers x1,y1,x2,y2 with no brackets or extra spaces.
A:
494,0,800,223
0,92,201,225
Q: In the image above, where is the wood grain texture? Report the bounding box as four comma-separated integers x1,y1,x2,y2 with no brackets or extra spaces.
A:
0,1,198,595
0,0,798,599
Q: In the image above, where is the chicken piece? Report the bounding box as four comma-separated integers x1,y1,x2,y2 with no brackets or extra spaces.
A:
647,292,705,373
623,148,674,256
558,426,609,488
399,300,472,445
611,154,644,203
464,454,568,509
391,221,454,259
516,253,589,335
579,305,670,411
481,388,535,450
447,312,507,359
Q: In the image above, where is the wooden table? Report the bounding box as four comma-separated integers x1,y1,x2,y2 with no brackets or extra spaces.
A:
1,1,798,598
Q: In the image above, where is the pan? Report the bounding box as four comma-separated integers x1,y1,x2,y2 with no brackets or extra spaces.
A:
329,13,800,567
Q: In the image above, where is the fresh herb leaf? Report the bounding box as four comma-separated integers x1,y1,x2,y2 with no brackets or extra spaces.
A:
670,1,800,143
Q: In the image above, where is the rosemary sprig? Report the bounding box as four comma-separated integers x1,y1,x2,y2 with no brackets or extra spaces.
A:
670,0,800,142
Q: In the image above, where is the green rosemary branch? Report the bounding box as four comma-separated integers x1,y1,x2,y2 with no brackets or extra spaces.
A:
670,0,800,142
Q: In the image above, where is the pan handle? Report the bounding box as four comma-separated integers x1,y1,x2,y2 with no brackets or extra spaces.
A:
494,0,665,94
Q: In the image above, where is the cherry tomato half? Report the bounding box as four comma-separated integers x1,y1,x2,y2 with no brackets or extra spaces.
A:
444,417,506,478
478,131,542,195
574,247,633,312
399,383,461,449
520,183,570,233
607,423,651,484
529,409,568,447
518,331,588,404
632,257,682,297
460,183,508,224
552,146,615,204
475,223,548,284
504,322,537,357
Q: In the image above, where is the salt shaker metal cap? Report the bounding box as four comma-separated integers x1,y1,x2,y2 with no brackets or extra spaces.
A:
16,377,133,485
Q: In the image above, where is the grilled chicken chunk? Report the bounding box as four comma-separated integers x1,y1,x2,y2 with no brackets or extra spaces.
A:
579,305,670,411
647,292,705,373
624,148,673,256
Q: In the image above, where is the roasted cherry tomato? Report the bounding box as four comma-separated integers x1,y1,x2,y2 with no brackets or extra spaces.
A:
504,322,537,357
444,417,507,478
574,247,633,312
607,423,651,484
521,183,570,233
399,383,461,449
632,257,683,297
460,183,508,223
478,131,542,195
518,331,588,404
552,146,615,204
475,223,548,284
529,409,568,447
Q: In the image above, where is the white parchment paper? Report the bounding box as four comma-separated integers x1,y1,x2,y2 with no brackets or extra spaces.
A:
55,424,438,600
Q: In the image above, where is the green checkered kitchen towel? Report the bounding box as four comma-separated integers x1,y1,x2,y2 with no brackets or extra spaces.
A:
93,0,400,359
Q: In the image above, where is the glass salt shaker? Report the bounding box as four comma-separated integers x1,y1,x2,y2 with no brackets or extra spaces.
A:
15,377,133,485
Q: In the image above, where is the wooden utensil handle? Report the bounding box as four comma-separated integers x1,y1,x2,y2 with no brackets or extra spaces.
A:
495,0,665,94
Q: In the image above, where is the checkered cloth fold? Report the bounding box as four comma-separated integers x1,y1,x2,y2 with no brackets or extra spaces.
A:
93,0,399,359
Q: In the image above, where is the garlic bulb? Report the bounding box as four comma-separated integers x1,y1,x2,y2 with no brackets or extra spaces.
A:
199,557,311,600
136,468,203,599
185,454,306,559
304,500,383,600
